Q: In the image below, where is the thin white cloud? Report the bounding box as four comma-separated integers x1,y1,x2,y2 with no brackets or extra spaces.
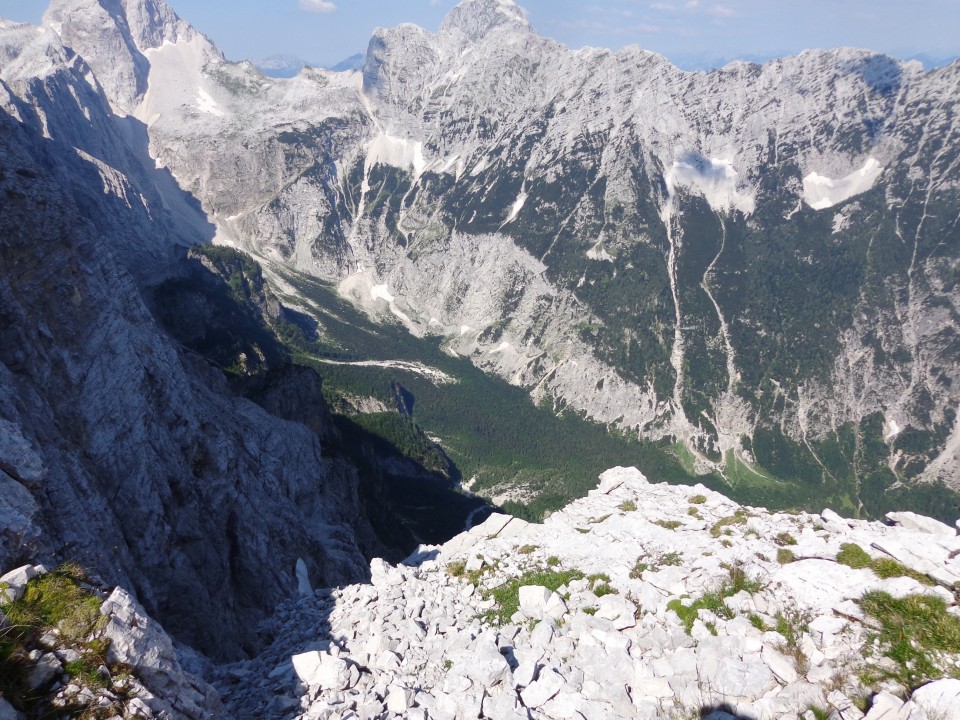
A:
709,5,735,17
298,0,336,13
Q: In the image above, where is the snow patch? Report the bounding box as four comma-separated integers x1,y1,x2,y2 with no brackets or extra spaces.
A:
504,191,527,224
490,342,513,354
439,155,460,173
586,242,613,262
366,134,426,177
469,157,489,176
665,154,755,215
460,325,473,336
196,88,224,117
803,158,883,210
370,284,395,303
885,417,903,441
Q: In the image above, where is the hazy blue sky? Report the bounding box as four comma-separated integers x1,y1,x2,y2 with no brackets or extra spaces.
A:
1,0,956,70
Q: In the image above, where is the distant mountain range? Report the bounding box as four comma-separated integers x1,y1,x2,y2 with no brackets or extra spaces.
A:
254,51,365,78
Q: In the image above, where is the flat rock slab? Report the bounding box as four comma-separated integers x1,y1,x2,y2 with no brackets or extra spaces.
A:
902,678,960,720
886,512,957,538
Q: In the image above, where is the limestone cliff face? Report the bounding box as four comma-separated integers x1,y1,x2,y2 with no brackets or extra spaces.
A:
0,106,375,661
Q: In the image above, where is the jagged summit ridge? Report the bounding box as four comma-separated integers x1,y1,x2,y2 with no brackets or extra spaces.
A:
42,0,211,114
439,0,532,41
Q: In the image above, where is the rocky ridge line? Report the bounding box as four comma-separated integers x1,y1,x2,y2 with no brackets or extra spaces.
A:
216,467,960,720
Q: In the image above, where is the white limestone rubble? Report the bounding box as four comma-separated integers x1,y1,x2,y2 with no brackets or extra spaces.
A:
208,466,960,720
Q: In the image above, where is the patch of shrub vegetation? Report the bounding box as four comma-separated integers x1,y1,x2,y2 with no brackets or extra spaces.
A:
710,509,749,537
0,564,113,717
774,532,797,546
835,544,934,585
482,567,586,625
654,520,683,530
777,548,796,564
667,564,763,633
617,500,637,512
836,543,872,569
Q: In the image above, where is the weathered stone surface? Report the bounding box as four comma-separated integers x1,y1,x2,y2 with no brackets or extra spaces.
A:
520,668,565,708
26,653,61,690
863,691,903,719
0,565,37,603
886,512,957,537
518,585,552,619
101,587,220,718
761,644,799,684
0,698,23,720
385,686,416,714
902,679,960,720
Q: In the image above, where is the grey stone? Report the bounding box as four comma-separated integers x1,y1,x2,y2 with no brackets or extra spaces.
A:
518,585,552,619
520,668,564,709
0,565,37,603
886,512,957,537
27,653,61,690
903,679,960,720
863,691,903,719
0,697,24,720
385,686,415,714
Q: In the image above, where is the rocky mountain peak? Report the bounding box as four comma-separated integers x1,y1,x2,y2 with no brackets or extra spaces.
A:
41,0,204,115
439,0,532,42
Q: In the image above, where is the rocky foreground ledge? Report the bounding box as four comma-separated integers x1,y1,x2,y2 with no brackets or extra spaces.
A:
5,467,960,720
214,467,960,720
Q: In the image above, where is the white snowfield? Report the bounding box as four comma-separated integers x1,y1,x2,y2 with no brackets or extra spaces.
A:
215,467,960,720
367,133,427,178
666,155,757,215
803,158,883,210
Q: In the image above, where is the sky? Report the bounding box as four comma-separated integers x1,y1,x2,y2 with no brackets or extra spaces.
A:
0,0,956,71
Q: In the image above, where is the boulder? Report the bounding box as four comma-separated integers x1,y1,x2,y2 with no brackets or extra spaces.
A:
463,634,511,687
885,512,957,537
520,668,565,708
385,686,416,714
706,657,777,699
595,594,637,629
544,591,567,620
0,698,23,720
0,564,38,603
901,678,960,720
519,585,552,619
761,644,798,684
296,558,313,597
291,652,357,691
862,691,903,719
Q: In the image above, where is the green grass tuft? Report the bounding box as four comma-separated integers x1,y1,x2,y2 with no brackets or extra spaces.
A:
870,558,935,586
617,500,637,512
836,544,934,585
860,591,960,689
777,548,796,564
774,532,798,546
836,543,872,569
654,520,683,530
482,567,585,625
668,563,763,633
710,509,749,538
